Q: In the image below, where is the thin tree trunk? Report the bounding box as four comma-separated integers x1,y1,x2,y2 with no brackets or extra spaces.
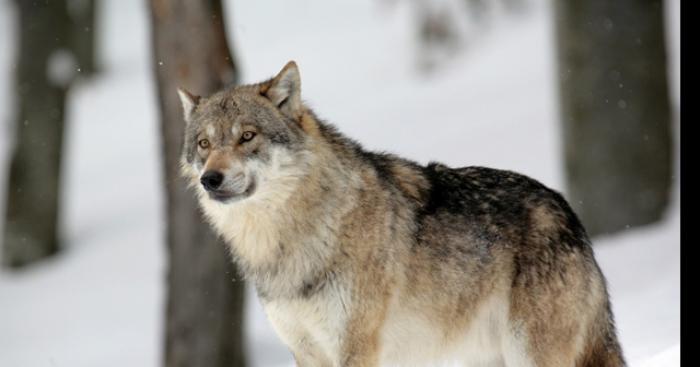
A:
147,1,246,367
2,0,72,268
555,0,673,237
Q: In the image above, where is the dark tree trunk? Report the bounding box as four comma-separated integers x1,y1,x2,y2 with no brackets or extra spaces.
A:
555,0,673,237
147,1,246,367
69,0,98,76
2,0,73,268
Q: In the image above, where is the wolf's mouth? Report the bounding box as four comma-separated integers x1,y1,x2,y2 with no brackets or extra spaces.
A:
207,181,256,203
208,190,236,202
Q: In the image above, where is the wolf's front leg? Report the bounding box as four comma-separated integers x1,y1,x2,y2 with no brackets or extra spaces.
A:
338,327,382,367
264,301,333,367
291,336,333,367
338,282,390,366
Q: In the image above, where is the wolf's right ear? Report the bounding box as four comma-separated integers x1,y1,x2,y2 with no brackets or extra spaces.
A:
177,88,200,123
261,61,302,120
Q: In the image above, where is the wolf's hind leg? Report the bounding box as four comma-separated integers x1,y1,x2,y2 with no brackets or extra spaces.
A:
501,324,583,367
503,261,591,366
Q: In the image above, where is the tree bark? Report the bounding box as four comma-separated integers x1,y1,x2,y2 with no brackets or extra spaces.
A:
69,0,98,76
555,0,673,237
2,0,73,268
147,1,246,367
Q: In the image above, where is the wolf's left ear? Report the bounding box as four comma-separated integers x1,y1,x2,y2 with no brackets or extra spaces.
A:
177,88,200,123
262,61,302,119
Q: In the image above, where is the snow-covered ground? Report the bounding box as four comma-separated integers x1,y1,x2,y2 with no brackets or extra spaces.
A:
0,0,679,366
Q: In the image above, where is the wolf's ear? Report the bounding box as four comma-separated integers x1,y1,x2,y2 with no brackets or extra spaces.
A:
177,88,200,123
262,61,302,119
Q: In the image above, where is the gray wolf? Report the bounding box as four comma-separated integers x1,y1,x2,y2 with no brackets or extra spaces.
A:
178,61,625,366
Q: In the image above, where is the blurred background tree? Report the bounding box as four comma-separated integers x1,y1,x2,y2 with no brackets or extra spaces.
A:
555,0,673,237
2,0,97,268
148,1,246,366
412,0,532,72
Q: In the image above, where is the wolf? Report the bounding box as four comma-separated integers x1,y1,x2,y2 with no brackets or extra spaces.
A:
177,61,626,367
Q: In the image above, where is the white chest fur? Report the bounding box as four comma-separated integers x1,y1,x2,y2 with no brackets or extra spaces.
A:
262,283,351,365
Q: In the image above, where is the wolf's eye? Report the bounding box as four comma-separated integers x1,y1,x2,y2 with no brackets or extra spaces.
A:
240,131,256,143
198,139,210,149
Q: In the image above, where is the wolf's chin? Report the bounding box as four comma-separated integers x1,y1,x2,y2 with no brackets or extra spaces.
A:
207,180,256,204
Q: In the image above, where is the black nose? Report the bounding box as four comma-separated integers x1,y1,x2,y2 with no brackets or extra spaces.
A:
201,170,224,191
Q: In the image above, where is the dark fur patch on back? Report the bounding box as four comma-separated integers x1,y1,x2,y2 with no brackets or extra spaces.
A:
418,164,589,250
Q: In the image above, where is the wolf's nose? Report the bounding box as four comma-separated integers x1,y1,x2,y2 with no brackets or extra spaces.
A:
201,170,224,191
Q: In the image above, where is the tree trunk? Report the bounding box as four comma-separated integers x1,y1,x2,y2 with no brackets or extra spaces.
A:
555,0,673,237
147,1,246,367
69,0,98,76
2,0,73,268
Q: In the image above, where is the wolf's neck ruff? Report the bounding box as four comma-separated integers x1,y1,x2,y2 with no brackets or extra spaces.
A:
198,130,361,297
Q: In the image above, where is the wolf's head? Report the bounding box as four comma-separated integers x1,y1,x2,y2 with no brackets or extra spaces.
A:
178,61,315,206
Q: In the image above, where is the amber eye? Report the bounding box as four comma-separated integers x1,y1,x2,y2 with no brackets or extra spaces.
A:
240,131,256,143
198,139,210,149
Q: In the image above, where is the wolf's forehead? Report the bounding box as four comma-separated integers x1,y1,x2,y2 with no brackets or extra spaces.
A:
197,119,240,141
201,93,269,122
195,99,237,129
200,94,241,117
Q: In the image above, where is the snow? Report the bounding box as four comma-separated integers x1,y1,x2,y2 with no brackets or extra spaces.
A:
0,0,679,366
640,345,681,367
